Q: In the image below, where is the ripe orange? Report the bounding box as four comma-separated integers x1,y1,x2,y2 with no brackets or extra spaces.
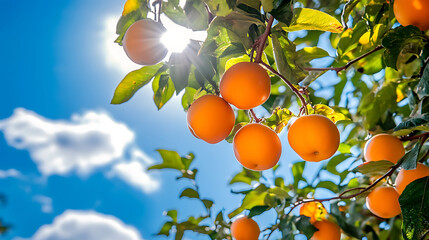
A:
230,216,260,240
187,95,235,144
299,202,328,223
393,0,429,31
220,62,271,110
310,220,341,240
366,186,401,218
287,115,340,162
233,123,282,171
123,19,168,65
395,163,429,194
364,134,405,164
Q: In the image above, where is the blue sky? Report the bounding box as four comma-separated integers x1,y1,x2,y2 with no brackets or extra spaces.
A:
0,1,338,239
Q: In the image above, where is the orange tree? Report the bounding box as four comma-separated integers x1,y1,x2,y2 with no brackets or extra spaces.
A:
111,0,429,239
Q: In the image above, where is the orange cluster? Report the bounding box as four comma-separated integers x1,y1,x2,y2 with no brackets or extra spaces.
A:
187,61,343,171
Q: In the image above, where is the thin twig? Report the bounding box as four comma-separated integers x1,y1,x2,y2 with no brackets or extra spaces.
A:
254,16,275,63
259,62,308,115
303,46,384,74
400,132,429,141
249,109,262,123
286,163,400,215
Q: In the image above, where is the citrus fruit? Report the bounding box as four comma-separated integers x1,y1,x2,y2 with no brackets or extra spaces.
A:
231,216,260,240
395,163,429,194
187,95,235,144
393,0,429,31
287,115,340,162
220,62,271,110
366,186,401,218
364,134,405,164
310,220,341,240
233,123,282,171
123,19,168,65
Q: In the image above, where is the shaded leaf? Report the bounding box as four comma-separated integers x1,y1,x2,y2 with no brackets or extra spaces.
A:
111,63,165,104
248,205,271,218
270,0,293,26
180,188,200,199
394,114,429,136
416,64,429,99
294,216,318,239
152,74,175,110
399,176,429,240
357,160,394,176
399,142,421,170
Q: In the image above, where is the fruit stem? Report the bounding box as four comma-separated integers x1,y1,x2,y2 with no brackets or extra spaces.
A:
285,162,400,215
249,109,262,123
303,45,384,74
400,132,429,141
259,62,308,115
254,16,275,64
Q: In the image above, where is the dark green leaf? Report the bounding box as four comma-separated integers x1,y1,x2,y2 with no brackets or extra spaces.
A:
416,64,429,99
356,160,394,176
270,0,293,26
180,188,200,199
399,176,429,240
111,63,165,104
152,74,175,109
315,181,339,192
202,199,214,210
294,216,318,239
399,142,421,170
248,205,271,218
382,26,425,70
169,53,191,95
394,114,429,136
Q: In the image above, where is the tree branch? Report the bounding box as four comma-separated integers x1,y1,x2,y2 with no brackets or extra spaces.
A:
249,109,262,123
286,162,400,215
259,62,308,115
254,16,275,63
400,132,429,141
303,46,384,74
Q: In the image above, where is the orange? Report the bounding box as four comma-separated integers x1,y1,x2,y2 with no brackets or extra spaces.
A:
310,220,341,240
233,123,282,171
394,0,429,31
220,62,271,110
287,115,340,162
364,134,405,164
230,216,260,240
123,19,168,65
366,186,401,218
187,95,235,144
299,202,328,223
395,163,429,194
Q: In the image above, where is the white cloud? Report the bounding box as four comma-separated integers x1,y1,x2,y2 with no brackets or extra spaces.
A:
33,195,53,214
0,169,22,178
0,108,134,176
107,148,160,194
0,108,160,194
16,210,144,240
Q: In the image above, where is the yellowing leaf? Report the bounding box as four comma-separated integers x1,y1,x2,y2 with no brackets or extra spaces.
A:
280,8,344,33
307,104,350,123
122,0,140,16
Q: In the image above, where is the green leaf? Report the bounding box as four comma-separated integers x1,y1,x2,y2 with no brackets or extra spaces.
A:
315,181,339,193
181,87,199,111
381,26,426,70
399,142,421,170
416,65,429,99
294,216,318,239
111,63,165,104
399,176,429,240
295,47,330,65
248,205,271,218
169,53,191,94
166,209,178,222
203,0,235,17
337,21,367,56
184,0,209,30
156,221,174,236
394,114,429,136
230,168,261,185
279,8,344,33
202,199,214,210
115,7,149,45
228,184,269,218
261,0,274,12
271,32,306,84
162,1,188,28
264,107,296,133
180,188,200,199
292,161,306,189
152,74,175,110
356,160,394,176
270,0,293,26
149,150,185,171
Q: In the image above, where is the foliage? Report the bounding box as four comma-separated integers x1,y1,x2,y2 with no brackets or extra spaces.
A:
112,0,429,239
